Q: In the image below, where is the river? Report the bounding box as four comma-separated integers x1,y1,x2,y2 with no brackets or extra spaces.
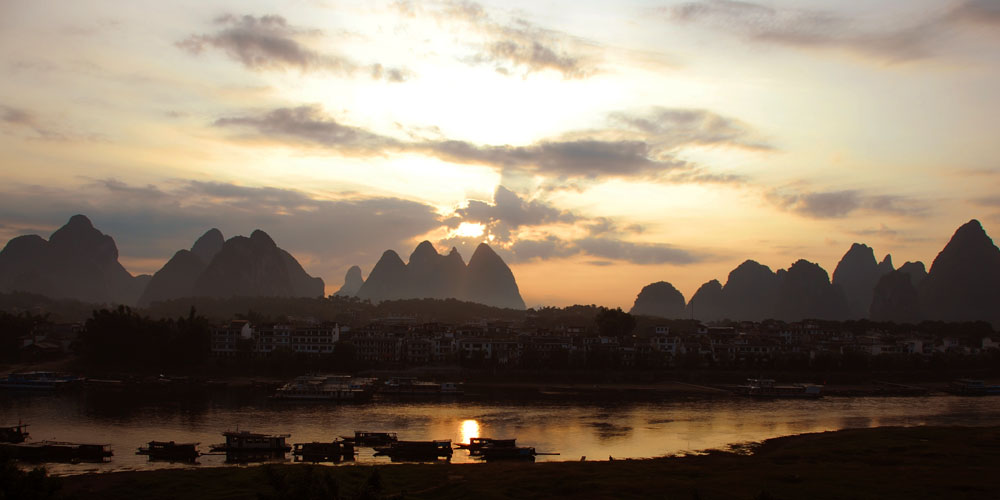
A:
3,390,999,476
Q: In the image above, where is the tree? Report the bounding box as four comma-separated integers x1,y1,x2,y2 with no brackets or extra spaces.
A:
595,307,636,337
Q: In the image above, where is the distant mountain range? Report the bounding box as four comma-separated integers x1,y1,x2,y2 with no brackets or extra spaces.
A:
336,240,526,310
630,219,1000,326
0,215,525,310
0,215,325,306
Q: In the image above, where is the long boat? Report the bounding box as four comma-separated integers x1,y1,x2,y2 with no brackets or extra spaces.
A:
272,375,375,401
1,441,112,462
137,441,200,461
373,440,452,461
292,440,355,462
209,430,292,453
477,446,537,461
947,378,1000,395
340,431,398,446
735,378,823,398
456,437,516,453
379,377,464,396
0,372,80,391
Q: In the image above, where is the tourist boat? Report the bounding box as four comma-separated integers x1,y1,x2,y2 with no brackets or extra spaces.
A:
456,437,516,453
341,431,398,446
947,379,1000,395
380,377,464,396
0,423,29,443
137,441,200,461
272,375,375,401
1,441,113,462
292,440,355,462
736,378,823,398
0,372,80,391
373,440,453,461
209,430,291,453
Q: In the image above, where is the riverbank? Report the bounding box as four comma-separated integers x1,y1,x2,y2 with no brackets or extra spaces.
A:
59,425,1000,499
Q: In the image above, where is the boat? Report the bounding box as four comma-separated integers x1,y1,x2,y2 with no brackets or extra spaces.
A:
0,372,80,391
272,375,375,401
341,431,398,446
0,423,29,443
456,437,516,453
947,379,1000,395
1,441,112,462
373,440,452,461
477,446,537,461
736,378,823,398
292,440,355,462
137,441,200,461
209,430,291,453
379,377,464,396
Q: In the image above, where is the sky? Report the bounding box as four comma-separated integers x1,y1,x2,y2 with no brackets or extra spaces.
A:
1,0,999,309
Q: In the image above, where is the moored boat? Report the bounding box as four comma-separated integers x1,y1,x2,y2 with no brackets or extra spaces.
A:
0,423,29,443
293,440,355,461
1,441,112,462
735,378,823,398
272,375,375,401
456,437,516,453
0,372,80,391
947,378,1000,395
380,377,464,396
341,431,398,446
373,440,452,461
137,441,200,461
477,445,537,461
209,430,291,453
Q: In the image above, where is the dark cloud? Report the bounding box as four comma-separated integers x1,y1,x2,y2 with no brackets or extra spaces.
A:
502,235,704,265
971,195,1000,207
0,179,442,286
435,1,596,78
455,186,577,242
214,105,401,154
948,0,1000,26
214,104,765,181
443,187,706,265
668,0,951,62
177,14,411,81
0,104,66,140
768,188,928,219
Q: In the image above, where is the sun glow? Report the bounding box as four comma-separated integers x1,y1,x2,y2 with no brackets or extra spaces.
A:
460,419,480,444
453,222,486,238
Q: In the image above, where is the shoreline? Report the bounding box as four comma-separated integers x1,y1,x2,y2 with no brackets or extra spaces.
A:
56,425,1000,499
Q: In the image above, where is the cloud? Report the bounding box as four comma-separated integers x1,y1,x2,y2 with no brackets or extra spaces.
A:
768,188,928,219
948,0,1000,26
454,185,577,241
214,104,766,181
443,187,706,265
668,0,949,62
970,195,1000,207
0,179,443,286
0,104,67,140
177,14,411,81
427,1,596,78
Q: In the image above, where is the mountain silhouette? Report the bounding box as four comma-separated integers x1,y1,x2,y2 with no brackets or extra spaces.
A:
630,281,686,319
919,220,1000,325
355,241,525,309
721,260,780,321
334,266,364,296
870,270,921,323
897,261,927,287
0,215,148,304
685,279,725,321
775,259,849,321
140,228,323,304
832,243,885,319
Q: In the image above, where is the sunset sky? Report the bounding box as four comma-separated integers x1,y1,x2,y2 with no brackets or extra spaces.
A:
2,0,999,309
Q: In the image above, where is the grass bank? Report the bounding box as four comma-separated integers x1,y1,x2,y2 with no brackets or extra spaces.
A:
58,425,1000,499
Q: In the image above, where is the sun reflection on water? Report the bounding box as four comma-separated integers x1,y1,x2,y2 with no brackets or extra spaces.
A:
460,419,480,444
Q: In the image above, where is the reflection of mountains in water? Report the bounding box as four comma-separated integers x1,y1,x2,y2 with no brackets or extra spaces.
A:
631,219,1000,325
